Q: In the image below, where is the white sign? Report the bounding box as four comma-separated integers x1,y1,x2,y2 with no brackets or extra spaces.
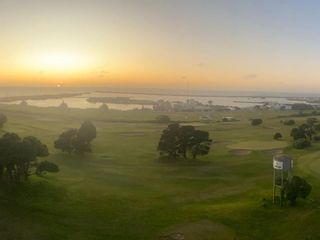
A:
273,160,283,170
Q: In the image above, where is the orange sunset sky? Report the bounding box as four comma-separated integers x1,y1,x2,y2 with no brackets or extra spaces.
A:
1,0,320,92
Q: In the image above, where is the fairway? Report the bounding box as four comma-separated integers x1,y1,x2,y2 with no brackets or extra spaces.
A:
0,104,319,240
298,151,320,178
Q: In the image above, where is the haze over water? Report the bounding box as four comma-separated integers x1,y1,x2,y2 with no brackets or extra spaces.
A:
0,86,314,110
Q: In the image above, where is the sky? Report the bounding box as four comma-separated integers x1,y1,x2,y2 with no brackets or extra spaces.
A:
1,0,320,92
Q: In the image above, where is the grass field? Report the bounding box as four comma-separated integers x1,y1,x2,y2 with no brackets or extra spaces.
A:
0,104,320,239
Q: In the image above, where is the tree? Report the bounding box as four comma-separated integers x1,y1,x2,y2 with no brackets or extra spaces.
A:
54,128,78,154
0,113,7,128
251,118,263,126
0,133,21,181
78,121,97,143
283,176,312,205
55,121,97,154
0,133,54,183
273,133,282,140
283,119,295,126
177,125,195,159
158,123,212,160
158,123,180,159
293,138,311,149
155,115,170,123
291,123,315,141
76,121,96,154
189,130,212,159
290,127,306,140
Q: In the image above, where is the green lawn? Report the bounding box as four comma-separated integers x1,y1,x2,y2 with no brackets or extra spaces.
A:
0,104,319,239
227,140,288,150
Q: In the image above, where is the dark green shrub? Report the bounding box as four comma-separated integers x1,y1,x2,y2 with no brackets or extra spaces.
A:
283,119,295,126
36,161,59,176
290,127,306,140
156,115,170,123
293,138,311,149
273,133,282,140
251,118,263,126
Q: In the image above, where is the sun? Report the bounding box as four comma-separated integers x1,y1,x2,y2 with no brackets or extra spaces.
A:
37,52,84,71
25,51,88,72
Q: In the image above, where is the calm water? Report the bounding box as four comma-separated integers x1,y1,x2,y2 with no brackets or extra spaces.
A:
0,87,311,110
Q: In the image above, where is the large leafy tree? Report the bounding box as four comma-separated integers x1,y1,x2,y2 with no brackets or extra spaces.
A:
158,123,180,159
0,133,54,183
78,121,97,142
177,125,195,159
283,176,312,205
54,128,78,154
290,127,306,140
189,130,212,159
55,121,97,154
290,119,320,149
158,123,212,160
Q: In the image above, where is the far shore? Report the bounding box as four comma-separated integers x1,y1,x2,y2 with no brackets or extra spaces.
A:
0,92,88,102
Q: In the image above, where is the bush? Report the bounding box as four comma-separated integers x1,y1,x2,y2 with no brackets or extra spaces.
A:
36,161,59,176
293,138,311,149
290,127,306,140
156,115,170,123
283,119,295,126
307,117,318,125
273,133,282,140
251,118,263,126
